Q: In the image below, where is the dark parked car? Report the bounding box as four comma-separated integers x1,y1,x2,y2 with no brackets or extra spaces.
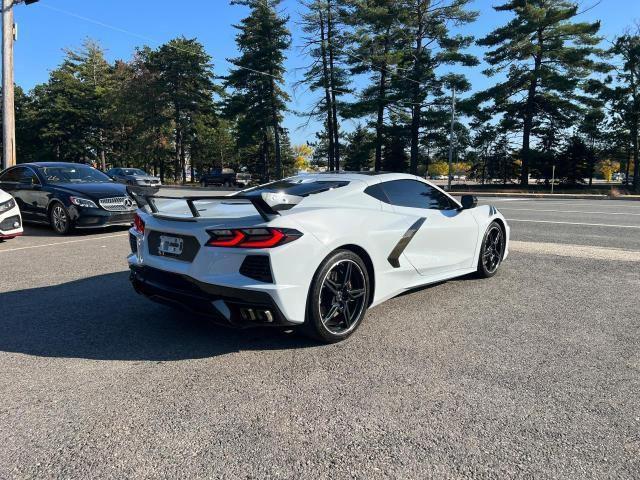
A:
106,167,161,187
0,162,137,235
200,168,236,187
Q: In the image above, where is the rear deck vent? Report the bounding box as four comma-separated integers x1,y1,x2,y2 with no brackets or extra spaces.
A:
240,256,273,283
129,233,138,254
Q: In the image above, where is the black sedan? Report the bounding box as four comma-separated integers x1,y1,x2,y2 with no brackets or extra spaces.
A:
106,167,161,187
0,162,137,235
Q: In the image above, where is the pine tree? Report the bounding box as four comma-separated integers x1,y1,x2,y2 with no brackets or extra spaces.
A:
343,124,374,171
67,40,114,170
383,123,410,172
395,0,477,174
226,0,290,180
0,86,38,164
578,107,606,185
145,37,218,183
26,41,112,165
299,0,349,171
344,0,405,171
609,31,640,191
476,0,605,185
125,46,175,180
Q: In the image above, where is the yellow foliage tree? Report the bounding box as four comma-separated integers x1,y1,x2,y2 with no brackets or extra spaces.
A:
452,162,472,175
428,162,449,177
597,159,620,182
293,144,314,172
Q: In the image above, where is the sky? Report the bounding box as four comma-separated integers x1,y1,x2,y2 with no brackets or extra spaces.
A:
8,0,640,144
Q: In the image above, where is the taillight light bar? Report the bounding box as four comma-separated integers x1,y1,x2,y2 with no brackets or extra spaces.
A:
134,213,145,234
206,228,302,249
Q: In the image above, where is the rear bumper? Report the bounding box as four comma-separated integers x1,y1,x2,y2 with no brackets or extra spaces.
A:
129,265,296,328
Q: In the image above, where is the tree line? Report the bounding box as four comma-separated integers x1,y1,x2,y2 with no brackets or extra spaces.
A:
2,0,639,191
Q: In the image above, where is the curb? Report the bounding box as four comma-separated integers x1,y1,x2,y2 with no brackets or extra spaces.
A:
448,191,640,201
159,185,240,192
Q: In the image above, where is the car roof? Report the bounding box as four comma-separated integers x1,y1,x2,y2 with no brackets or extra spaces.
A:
293,171,427,186
18,162,95,168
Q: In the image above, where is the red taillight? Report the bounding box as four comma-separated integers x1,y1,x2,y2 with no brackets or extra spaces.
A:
206,228,301,249
208,229,245,247
134,213,145,234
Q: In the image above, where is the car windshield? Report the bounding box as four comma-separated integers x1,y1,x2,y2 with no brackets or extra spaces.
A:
122,169,146,176
241,177,349,197
37,165,112,184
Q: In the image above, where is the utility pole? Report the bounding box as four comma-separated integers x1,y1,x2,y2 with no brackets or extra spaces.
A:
2,0,37,171
2,0,15,171
447,85,456,191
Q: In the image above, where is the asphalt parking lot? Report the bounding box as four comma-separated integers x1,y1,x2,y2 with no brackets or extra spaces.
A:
1,197,639,479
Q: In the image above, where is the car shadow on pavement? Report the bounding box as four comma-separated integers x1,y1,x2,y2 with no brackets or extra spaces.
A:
0,271,318,361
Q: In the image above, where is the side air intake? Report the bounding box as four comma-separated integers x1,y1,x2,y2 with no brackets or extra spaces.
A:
239,256,274,283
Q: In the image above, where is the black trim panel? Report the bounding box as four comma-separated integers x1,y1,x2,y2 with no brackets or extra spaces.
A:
387,218,426,268
240,255,273,283
147,231,201,262
129,265,294,327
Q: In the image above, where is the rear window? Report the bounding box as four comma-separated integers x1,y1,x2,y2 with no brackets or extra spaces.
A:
122,169,146,176
242,178,349,197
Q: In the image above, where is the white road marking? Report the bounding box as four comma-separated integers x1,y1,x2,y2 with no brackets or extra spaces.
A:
510,241,640,262
500,207,640,216
501,201,640,208
0,233,128,253
480,198,536,202
507,219,640,229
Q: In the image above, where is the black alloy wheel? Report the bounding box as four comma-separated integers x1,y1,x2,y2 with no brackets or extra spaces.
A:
477,221,505,278
50,202,73,235
306,250,370,343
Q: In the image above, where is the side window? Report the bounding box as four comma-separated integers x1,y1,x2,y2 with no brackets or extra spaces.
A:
0,167,25,183
380,180,457,210
430,188,458,210
364,183,389,203
20,168,40,185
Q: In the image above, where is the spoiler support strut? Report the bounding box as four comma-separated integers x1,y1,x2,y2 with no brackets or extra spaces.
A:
126,187,280,222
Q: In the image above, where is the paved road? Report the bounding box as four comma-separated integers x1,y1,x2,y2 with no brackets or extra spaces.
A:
0,198,638,479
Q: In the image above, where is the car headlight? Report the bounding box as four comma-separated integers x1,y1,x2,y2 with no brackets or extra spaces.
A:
69,196,98,208
0,197,16,213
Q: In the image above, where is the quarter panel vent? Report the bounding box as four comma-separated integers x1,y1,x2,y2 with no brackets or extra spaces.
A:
240,256,273,283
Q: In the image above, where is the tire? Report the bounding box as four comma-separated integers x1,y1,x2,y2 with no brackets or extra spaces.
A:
476,221,506,278
304,250,370,343
49,202,74,235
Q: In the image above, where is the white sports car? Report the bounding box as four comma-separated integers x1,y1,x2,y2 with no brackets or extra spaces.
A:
127,173,509,342
0,188,23,240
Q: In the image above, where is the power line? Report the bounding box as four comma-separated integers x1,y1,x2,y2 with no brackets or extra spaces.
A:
42,3,425,87
39,3,280,79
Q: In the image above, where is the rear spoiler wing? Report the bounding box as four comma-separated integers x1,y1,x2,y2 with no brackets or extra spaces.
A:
127,186,281,222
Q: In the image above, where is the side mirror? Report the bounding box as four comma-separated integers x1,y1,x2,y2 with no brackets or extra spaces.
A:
460,195,478,210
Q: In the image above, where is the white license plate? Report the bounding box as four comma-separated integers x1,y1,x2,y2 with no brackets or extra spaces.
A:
158,235,184,255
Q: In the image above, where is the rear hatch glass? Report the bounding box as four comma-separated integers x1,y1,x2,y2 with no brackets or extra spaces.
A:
150,197,258,219
135,178,350,219
242,178,349,197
